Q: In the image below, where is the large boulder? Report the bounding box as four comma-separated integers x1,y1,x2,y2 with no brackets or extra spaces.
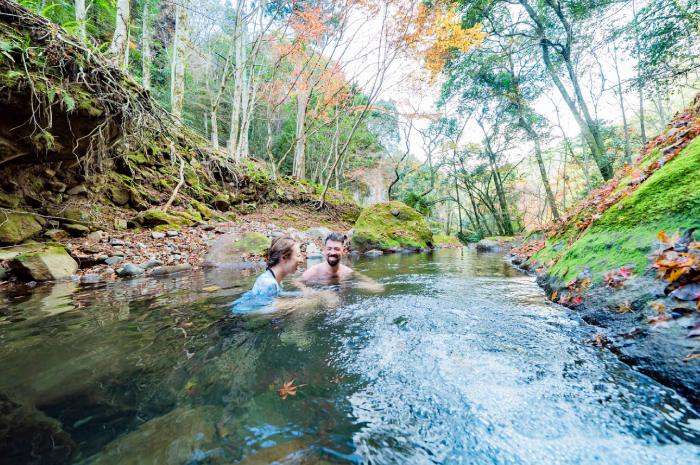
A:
12,245,78,281
231,232,271,257
352,201,433,252
0,212,43,244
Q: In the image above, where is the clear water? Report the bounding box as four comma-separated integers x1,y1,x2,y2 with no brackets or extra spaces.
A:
1,248,699,465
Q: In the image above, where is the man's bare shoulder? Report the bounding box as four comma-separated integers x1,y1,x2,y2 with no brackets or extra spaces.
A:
302,263,323,280
339,264,354,277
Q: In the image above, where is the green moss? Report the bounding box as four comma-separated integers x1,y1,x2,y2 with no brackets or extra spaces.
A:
136,208,192,227
433,234,462,247
231,232,271,256
543,137,700,283
127,151,149,165
0,212,42,244
352,201,433,251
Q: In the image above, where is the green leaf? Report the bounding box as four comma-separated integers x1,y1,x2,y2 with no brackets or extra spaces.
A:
62,91,75,112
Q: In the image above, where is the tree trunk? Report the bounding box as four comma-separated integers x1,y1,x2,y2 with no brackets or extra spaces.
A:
170,0,188,118
75,0,86,43
109,0,130,69
518,115,559,220
141,0,152,91
612,43,632,164
292,88,308,179
518,0,611,180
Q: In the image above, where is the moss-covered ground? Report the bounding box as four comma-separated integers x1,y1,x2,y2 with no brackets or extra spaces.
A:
533,136,700,283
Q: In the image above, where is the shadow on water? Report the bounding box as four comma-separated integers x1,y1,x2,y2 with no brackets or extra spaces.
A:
1,248,699,465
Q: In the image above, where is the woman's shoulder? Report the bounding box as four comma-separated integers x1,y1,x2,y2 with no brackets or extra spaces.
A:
252,270,281,296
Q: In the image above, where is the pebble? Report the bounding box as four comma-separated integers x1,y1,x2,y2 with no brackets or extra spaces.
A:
87,230,105,241
151,231,166,239
166,230,180,237
110,238,125,246
142,259,162,270
67,184,88,195
80,244,101,254
116,263,145,277
104,256,124,266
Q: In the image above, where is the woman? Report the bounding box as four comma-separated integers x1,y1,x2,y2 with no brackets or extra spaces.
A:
231,236,304,313
251,236,304,296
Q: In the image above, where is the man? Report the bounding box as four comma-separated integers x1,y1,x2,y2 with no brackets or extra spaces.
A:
302,232,354,282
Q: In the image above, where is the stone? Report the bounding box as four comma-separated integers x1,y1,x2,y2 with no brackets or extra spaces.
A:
213,193,230,211
46,180,67,193
80,244,101,254
12,246,78,281
100,267,115,280
352,201,433,252
87,230,105,241
44,168,56,177
231,232,271,257
191,200,215,220
64,223,90,237
305,242,323,259
166,230,180,237
390,209,400,217
108,186,130,206
0,266,9,280
63,208,90,224
475,239,501,252
0,191,21,208
0,212,43,244
114,218,128,230
67,184,88,195
141,259,162,270
44,229,69,241
134,209,191,227
365,249,383,257
149,263,192,276
151,231,166,239
104,256,124,267
116,263,145,277
110,238,125,246
304,226,333,241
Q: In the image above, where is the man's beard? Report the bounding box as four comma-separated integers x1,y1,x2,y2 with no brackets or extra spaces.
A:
326,255,340,267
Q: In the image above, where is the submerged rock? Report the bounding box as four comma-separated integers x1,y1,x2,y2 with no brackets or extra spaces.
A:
0,212,42,244
87,406,220,465
352,201,432,252
12,245,79,281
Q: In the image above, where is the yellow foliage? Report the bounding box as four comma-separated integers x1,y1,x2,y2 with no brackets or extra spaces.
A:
403,1,485,76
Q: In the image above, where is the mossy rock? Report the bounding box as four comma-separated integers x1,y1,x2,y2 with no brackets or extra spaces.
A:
64,223,90,237
62,208,90,224
108,186,130,206
352,201,433,251
135,209,192,228
12,245,78,281
0,212,42,244
0,191,21,209
191,200,214,220
231,232,271,257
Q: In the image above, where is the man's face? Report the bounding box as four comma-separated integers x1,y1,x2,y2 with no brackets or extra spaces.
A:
323,240,344,267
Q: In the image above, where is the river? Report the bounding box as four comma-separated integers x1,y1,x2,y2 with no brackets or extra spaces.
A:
1,248,699,465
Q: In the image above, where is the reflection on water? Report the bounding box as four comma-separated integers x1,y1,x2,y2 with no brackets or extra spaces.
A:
1,249,699,465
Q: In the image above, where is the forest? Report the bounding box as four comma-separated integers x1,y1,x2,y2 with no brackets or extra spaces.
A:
8,0,698,239
1,1,700,464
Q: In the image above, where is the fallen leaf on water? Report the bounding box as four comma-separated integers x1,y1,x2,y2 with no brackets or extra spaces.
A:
682,352,700,362
278,379,306,400
593,334,607,347
202,286,220,292
617,301,632,313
